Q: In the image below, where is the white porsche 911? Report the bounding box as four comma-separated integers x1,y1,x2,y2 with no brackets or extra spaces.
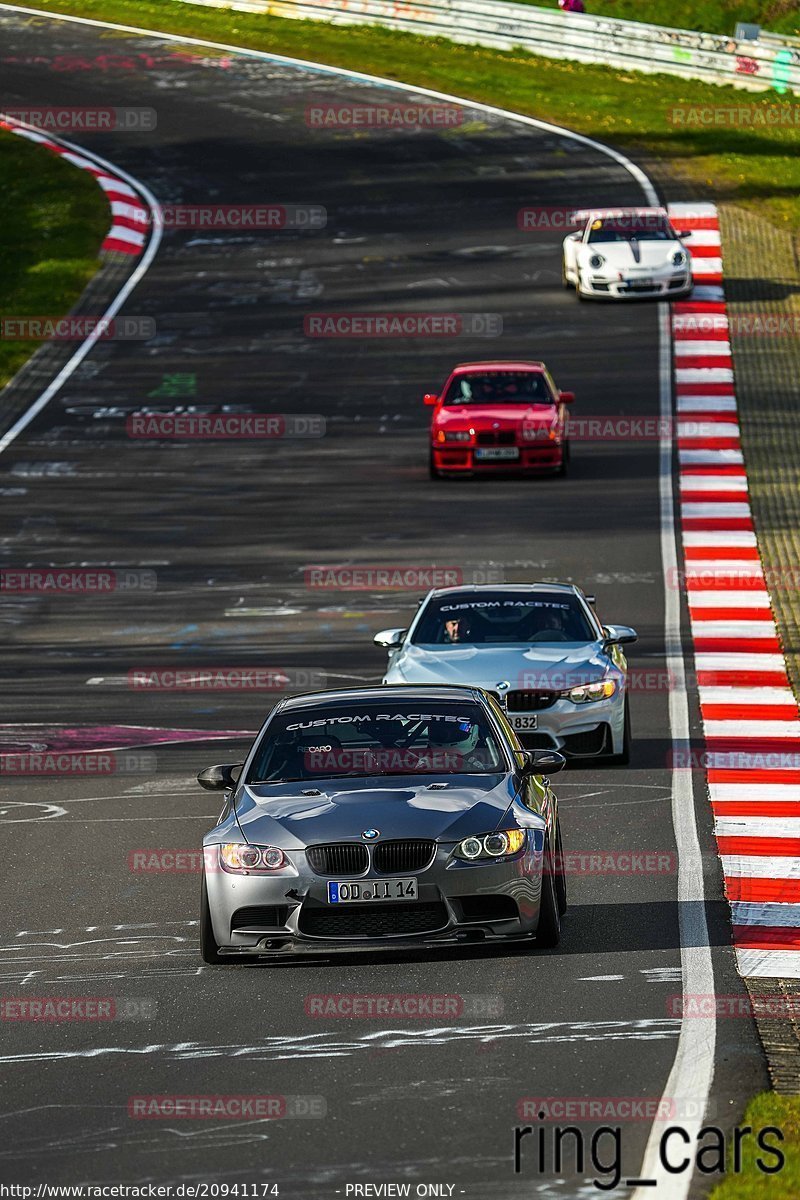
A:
562,207,693,300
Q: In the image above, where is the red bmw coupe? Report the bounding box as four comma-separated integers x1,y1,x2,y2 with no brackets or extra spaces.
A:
426,361,574,478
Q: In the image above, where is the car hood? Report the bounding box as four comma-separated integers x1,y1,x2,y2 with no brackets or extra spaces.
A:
436,403,556,426
580,240,684,269
387,641,613,688
234,773,521,848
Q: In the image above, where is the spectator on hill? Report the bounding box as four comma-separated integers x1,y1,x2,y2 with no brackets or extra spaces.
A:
559,0,586,11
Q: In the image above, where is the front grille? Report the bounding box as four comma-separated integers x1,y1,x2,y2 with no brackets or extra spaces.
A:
299,901,448,939
476,430,516,446
506,689,558,711
373,839,435,874
306,843,368,876
562,724,609,756
231,905,290,932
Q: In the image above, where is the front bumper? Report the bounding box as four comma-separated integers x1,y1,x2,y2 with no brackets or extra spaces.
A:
431,443,564,474
579,271,693,300
204,840,546,956
507,692,625,758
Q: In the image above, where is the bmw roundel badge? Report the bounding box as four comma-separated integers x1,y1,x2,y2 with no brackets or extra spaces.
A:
361,828,380,841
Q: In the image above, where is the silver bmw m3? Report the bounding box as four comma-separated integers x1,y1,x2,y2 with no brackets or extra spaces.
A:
375,584,637,763
197,685,566,963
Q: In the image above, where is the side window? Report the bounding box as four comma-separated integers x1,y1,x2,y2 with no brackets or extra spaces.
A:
485,694,527,773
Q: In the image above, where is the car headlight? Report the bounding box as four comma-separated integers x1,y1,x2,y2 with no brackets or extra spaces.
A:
521,424,557,442
672,250,687,267
437,429,473,443
218,843,287,873
562,680,617,703
453,829,526,861
589,253,605,270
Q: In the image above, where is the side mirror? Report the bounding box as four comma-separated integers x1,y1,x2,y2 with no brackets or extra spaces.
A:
559,390,575,404
522,749,566,776
678,230,692,239
603,624,638,647
423,393,439,406
373,628,406,649
197,763,243,791
584,594,596,606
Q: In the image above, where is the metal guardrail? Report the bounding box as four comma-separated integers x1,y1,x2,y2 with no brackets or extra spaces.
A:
180,0,800,95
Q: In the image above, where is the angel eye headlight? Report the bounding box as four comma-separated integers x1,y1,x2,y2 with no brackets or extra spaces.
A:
219,843,287,873
460,837,483,860
454,829,526,861
589,253,605,270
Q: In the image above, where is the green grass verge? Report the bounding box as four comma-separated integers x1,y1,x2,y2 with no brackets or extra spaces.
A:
0,127,109,388
519,1,800,39
711,1094,800,1199
24,0,800,235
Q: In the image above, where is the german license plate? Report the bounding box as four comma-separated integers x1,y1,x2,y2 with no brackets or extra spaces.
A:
509,714,538,731
475,447,519,461
327,877,418,904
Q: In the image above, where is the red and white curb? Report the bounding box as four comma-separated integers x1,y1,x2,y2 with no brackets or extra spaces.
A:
0,115,149,255
669,201,800,979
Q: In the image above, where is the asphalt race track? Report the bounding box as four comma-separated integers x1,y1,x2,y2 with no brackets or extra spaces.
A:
0,7,768,1197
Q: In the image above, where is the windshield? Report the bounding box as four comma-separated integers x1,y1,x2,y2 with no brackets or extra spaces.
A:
587,215,674,243
443,371,553,407
246,700,506,783
412,592,597,645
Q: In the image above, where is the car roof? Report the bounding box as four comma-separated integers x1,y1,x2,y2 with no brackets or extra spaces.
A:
449,361,547,373
274,684,488,712
574,206,668,221
425,582,581,599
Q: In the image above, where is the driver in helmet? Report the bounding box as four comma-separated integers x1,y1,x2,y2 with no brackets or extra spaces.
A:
422,716,484,771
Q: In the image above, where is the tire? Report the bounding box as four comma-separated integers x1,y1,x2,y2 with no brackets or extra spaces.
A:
554,821,567,916
607,698,632,766
561,259,573,289
536,837,562,948
428,450,441,480
555,439,569,477
200,874,224,964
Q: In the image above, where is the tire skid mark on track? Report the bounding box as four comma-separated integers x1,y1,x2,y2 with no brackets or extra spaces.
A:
0,1018,681,1066
669,201,800,979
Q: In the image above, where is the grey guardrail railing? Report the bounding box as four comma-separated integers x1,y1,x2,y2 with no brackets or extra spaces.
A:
183,0,800,94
